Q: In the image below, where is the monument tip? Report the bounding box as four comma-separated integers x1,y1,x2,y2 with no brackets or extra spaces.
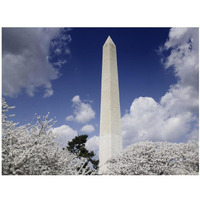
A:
104,35,115,46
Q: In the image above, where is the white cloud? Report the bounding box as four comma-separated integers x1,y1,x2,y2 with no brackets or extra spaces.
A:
122,28,199,148
86,136,99,159
65,115,74,121
43,89,54,98
52,125,78,148
80,124,95,133
161,28,199,115
122,97,193,146
43,82,54,98
72,95,81,103
2,28,71,98
66,95,95,123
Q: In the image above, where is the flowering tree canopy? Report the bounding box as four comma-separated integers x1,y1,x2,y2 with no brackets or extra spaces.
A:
2,98,94,175
104,141,199,175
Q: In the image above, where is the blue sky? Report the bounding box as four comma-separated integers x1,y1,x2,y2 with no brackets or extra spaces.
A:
1,0,199,198
2,27,199,154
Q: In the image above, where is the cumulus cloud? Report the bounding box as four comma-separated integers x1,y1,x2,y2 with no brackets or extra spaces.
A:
52,125,77,148
122,28,199,147
122,97,193,146
86,136,99,159
80,124,95,133
48,28,72,67
65,115,74,121
66,95,95,123
72,95,81,103
2,28,71,98
161,28,199,115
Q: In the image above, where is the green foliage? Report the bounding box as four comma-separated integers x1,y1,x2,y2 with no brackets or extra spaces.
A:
67,134,99,173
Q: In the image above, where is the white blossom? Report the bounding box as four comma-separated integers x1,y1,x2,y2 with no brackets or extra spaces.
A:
2,98,96,175
104,141,199,175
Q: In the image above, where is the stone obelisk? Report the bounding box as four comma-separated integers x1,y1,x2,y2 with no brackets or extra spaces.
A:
99,36,122,174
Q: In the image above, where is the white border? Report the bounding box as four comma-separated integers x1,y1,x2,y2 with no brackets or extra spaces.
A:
0,1,199,200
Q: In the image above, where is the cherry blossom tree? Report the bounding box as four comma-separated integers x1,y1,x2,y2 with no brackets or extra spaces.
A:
104,141,199,175
2,98,94,175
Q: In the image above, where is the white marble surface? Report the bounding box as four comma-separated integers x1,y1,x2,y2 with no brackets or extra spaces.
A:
99,36,122,174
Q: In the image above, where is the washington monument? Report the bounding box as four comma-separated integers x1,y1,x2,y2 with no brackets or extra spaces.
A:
99,36,122,173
